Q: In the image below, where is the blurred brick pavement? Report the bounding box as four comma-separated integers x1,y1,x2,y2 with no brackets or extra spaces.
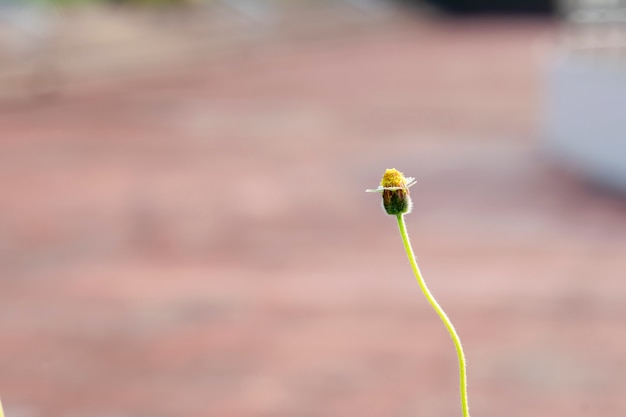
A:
2,13,626,417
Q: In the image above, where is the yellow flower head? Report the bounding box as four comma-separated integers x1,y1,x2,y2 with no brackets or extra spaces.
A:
366,168,416,215
381,168,409,188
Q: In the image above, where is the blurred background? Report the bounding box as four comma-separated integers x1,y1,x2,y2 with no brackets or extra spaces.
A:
1,0,626,416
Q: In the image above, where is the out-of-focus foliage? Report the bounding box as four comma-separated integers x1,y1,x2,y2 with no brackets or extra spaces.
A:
104,0,197,4
45,0,199,5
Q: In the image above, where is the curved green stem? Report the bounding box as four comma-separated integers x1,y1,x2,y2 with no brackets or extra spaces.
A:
396,214,470,417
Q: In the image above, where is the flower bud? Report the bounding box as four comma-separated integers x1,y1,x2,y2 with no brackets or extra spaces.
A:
366,168,416,216
380,169,412,215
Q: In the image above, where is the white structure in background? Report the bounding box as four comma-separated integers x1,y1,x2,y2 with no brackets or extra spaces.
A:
0,0,59,96
546,0,626,192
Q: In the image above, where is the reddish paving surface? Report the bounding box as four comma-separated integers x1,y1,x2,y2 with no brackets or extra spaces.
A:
1,15,626,417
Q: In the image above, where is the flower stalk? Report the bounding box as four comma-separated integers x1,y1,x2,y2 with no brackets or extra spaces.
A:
396,214,469,417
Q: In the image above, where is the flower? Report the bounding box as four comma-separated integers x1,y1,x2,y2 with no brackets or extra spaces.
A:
366,168,416,215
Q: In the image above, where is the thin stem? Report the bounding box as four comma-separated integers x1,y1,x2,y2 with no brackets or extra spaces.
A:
396,214,470,417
